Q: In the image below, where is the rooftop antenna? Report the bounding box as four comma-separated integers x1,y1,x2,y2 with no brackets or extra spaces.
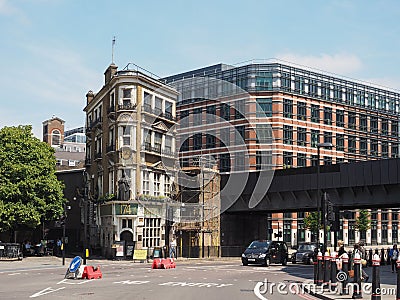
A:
112,36,116,64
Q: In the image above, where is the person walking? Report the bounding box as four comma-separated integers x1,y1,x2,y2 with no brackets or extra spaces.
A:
389,244,399,273
354,243,369,282
336,240,347,270
169,236,177,258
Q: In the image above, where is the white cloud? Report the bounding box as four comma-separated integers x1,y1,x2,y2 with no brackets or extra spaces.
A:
275,53,363,76
0,0,29,24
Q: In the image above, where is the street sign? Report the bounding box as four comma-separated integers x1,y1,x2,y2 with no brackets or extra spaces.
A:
69,256,82,273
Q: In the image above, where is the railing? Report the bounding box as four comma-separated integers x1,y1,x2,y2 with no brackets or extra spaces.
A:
118,103,137,110
0,243,23,260
142,105,176,121
144,143,161,154
106,144,116,153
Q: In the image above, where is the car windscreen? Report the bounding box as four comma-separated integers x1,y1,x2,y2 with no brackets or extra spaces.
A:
298,244,315,251
247,241,270,249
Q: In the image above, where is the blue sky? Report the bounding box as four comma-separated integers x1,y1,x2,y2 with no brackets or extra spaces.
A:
1,0,399,137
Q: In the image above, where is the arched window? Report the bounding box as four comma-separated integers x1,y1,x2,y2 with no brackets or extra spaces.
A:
52,129,61,146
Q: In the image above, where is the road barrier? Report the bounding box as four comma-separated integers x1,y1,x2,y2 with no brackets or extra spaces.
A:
371,253,381,300
0,243,23,260
352,252,362,299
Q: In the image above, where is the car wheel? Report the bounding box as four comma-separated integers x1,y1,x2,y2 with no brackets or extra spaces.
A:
242,261,248,266
264,258,270,267
282,257,288,266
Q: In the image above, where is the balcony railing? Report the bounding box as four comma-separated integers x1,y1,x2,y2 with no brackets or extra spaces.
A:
95,152,102,159
144,142,161,154
118,103,137,111
92,117,102,128
142,105,176,121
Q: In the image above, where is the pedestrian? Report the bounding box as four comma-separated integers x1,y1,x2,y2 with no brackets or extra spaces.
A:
57,238,62,256
389,244,399,273
354,243,369,282
336,240,347,270
169,236,177,258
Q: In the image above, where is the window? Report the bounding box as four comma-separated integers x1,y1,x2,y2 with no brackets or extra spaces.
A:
164,175,171,198
142,171,150,195
370,139,378,156
154,173,161,196
283,152,293,168
348,112,356,129
144,91,152,111
154,132,162,152
297,127,307,146
180,110,189,128
382,119,389,135
346,89,354,104
311,130,320,148
154,97,162,115
164,136,173,154
256,151,273,170
220,128,230,147
193,108,202,126
283,99,293,118
311,155,318,167
52,130,61,146
235,125,246,144
370,117,378,133
219,153,231,172
206,133,216,149
256,124,272,144
382,141,389,157
193,133,202,150
297,102,307,121
359,114,367,131
323,156,332,165
311,105,320,123
392,143,399,158
392,121,399,137
297,153,307,167
336,134,344,151
323,107,332,125
336,157,345,164
165,101,173,119
143,218,161,248
283,125,293,145
309,80,318,97
348,136,356,153
256,98,272,117
234,152,245,171
336,110,345,127
206,105,216,123
122,125,131,146
180,135,189,152
235,100,245,119
220,103,230,121
323,132,332,144
360,138,368,155
321,83,329,100
333,85,342,101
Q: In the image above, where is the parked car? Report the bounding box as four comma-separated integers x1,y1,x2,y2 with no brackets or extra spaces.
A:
291,242,322,264
241,240,289,267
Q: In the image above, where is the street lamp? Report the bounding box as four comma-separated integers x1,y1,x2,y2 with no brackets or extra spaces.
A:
62,202,71,266
316,142,333,254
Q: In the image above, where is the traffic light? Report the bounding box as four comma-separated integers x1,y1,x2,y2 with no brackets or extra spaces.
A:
59,215,66,226
326,200,335,222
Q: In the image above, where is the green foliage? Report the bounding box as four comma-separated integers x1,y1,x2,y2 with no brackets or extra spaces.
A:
356,209,371,233
304,212,321,233
0,125,65,232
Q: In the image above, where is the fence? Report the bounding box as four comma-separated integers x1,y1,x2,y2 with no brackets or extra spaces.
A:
0,243,23,260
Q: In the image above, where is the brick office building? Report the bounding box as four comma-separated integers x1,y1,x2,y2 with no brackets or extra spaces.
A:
163,61,400,246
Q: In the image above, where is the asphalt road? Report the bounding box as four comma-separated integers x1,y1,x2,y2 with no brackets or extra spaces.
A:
0,258,321,300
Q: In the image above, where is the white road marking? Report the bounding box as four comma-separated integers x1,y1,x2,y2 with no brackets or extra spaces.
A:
57,278,91,285
8,273,21,276
114,280,150,285
30,287,65,298
158,281,233,288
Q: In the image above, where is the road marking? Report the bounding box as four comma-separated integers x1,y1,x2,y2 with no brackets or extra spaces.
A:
8,272,21,276
159,281,233,288
30,287,65,298
114,280,150,285
57,279,91,285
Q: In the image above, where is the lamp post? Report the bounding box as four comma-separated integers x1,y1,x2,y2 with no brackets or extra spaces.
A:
62,202,71,266
316,142,333,254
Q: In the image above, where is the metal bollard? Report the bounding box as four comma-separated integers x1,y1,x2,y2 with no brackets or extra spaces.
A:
368,249,373,267
387,248,391,265
317,251,323,286
349,250,353,270
314,249,319,284
380,248,385,266
341,253,349,295
352,252,362,299
324,251,331,287
371,253,381,300
330,251,338,292
396,256,400,300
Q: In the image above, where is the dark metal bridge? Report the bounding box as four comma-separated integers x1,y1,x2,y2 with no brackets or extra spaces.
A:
222,158,400,213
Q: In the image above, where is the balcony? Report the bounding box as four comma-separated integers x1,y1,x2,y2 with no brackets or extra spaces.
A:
161,148,176,157
85,158,92,166
106,144,116,153
95,152,102,160
144,142,161,154
92,117,102,129
118,103,137,111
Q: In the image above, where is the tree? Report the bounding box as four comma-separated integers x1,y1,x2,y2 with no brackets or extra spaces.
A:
356,209,371,241
304,212,321,242
0,125,65,236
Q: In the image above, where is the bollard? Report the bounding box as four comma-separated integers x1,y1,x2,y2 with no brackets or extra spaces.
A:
387,248,391,265
349,250,353,270
324,251,331,287
341,253,349,295
352,251,362,299
380,248,385,266
397,257,400,300
371,253,381,300
330,251,338,292
313,249,319,284
368,249,373,267
317,251,323,286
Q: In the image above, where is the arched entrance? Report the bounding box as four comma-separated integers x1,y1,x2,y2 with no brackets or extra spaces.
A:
120,230,135,258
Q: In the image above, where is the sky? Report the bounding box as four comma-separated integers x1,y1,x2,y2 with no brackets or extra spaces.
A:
0,0,400,138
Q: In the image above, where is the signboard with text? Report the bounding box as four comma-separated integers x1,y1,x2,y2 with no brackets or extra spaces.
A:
115,203,138,215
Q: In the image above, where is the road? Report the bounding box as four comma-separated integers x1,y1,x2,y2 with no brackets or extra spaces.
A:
0,258,320,300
